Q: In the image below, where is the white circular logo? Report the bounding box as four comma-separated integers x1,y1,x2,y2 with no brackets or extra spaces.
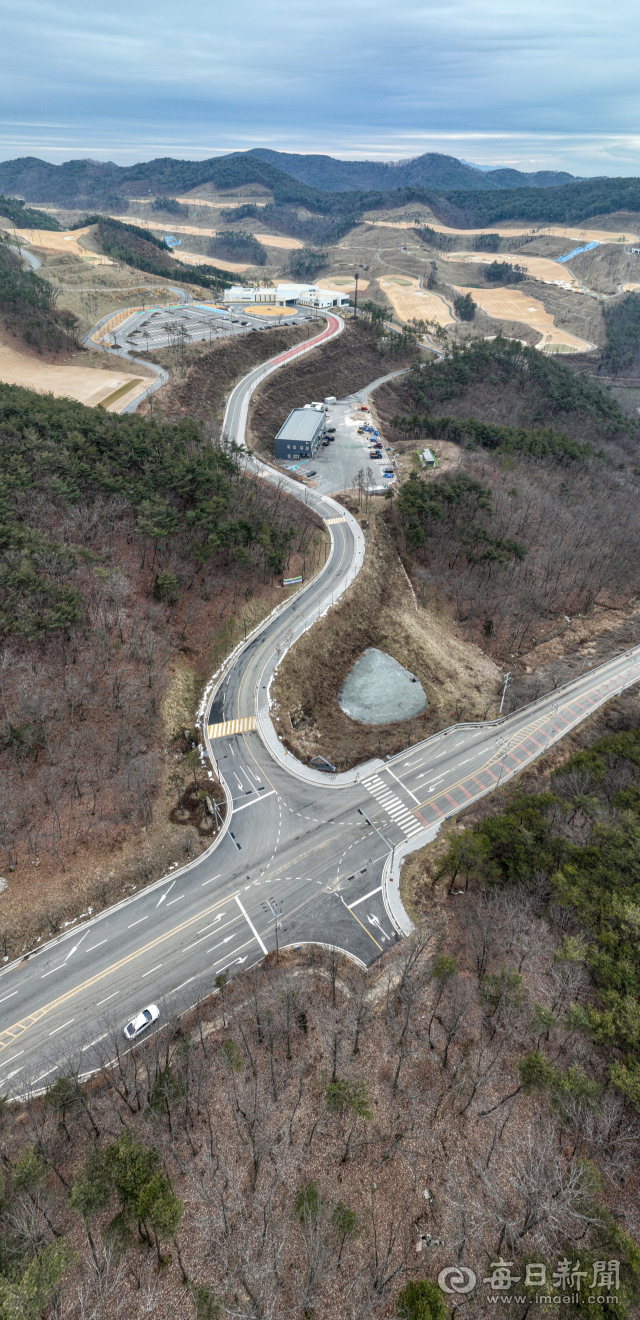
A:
438,1267,477,1294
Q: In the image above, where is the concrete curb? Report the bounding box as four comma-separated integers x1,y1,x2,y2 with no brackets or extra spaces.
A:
381,824,443,937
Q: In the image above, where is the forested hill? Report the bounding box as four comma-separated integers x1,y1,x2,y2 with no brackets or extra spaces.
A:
0,152,638,228
86,217,236,290
247,148,576,193
0,194,60,229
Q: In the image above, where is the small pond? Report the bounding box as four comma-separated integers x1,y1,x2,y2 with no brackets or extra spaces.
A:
338,647,428,725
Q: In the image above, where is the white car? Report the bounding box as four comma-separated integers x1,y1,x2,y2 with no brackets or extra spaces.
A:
123,1004,159,1040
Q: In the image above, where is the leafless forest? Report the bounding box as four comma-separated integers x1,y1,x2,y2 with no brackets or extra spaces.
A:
2,873,637,1320
0,470,323,953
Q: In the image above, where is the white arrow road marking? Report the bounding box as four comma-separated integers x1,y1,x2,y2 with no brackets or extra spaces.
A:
206,935,235,954
367,914,390,941
156,880,175,906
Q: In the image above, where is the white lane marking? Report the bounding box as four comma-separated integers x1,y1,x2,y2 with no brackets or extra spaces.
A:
128,916,148,928
206,935,234,954
96,992,119,1005
233,789,276,812
41,964,65,978
142,964,162,977
3,1050,24,1066
385,765,420,804
459,758,471,765
82,1033,108,1052
206,938,255,972
172,976,195,992
0,990,18,1004
197,913,230,935
166,894,185,906
86,940,107,952
350,886,382,907
234,895,268,954
156,880,175,906
201,874,221,886
34,1066,57,1082
49,1019,74,1036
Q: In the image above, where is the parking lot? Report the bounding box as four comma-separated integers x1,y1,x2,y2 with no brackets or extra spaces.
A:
108,302,316,354
274,389,400,497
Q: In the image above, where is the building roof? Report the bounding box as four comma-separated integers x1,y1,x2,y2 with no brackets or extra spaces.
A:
275,409,325,443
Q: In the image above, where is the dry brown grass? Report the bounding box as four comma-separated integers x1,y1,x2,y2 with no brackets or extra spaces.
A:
271,511,501,770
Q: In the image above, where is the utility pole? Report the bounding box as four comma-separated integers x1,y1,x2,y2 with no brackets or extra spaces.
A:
353,271,359,319
499,671,512,715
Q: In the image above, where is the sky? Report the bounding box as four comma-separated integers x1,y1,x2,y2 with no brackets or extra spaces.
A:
2,0,639,175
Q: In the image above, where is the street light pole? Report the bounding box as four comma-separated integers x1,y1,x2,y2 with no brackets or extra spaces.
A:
499,671,512,715
544,705,559,752
358,807,395,876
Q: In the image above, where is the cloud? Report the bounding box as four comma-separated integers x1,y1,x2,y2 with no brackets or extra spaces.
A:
1,0,638,172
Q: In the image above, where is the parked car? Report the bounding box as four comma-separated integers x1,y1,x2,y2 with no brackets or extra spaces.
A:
307,470,317,477
369,451,382,460
124,1004,159,1040
328,436,335,441
322,439,330,446
326,426,336,433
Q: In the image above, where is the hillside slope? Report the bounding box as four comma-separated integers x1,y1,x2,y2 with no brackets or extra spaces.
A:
249,147,576,192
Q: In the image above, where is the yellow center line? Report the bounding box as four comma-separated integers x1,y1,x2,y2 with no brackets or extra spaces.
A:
412,712,554,813
341,901,383,951
0,891,232,1055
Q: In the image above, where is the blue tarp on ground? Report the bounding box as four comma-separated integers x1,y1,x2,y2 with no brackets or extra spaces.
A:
558,241,600,263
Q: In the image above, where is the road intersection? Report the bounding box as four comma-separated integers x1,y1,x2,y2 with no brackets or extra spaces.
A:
1,315,639,1095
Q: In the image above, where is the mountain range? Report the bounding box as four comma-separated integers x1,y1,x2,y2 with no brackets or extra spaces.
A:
246,149,578,192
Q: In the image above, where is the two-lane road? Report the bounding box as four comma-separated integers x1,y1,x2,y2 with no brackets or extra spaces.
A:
2,314,640,1093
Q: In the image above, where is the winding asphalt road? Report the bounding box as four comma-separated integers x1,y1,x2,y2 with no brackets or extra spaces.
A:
1,315,639,1096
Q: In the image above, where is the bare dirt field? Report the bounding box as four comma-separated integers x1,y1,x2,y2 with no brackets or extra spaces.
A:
242,303,290,316
452,286,595,350
271,510,501,770
173,252,250,271
378,276,455,325
4,225,114,265
0,335,147,410
440,250,577,284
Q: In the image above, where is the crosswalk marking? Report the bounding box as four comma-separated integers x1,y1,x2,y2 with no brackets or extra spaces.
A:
362,775,422,837
325,516,347,525
208,716,257,739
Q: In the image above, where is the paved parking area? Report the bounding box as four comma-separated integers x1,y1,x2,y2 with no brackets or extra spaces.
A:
273,369,407,497
109,302,316,353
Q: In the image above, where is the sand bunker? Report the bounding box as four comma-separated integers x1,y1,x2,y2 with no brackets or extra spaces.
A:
0,339,148,411
454,287,595,351
440,252,577,284
379,276,454,326
3,226,113,265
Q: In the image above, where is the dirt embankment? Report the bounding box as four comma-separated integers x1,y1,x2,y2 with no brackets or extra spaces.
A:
270,510,501,771
247,320,416,459
137,323,311,425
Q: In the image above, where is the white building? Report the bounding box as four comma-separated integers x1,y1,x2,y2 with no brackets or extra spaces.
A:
224,282,349,308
